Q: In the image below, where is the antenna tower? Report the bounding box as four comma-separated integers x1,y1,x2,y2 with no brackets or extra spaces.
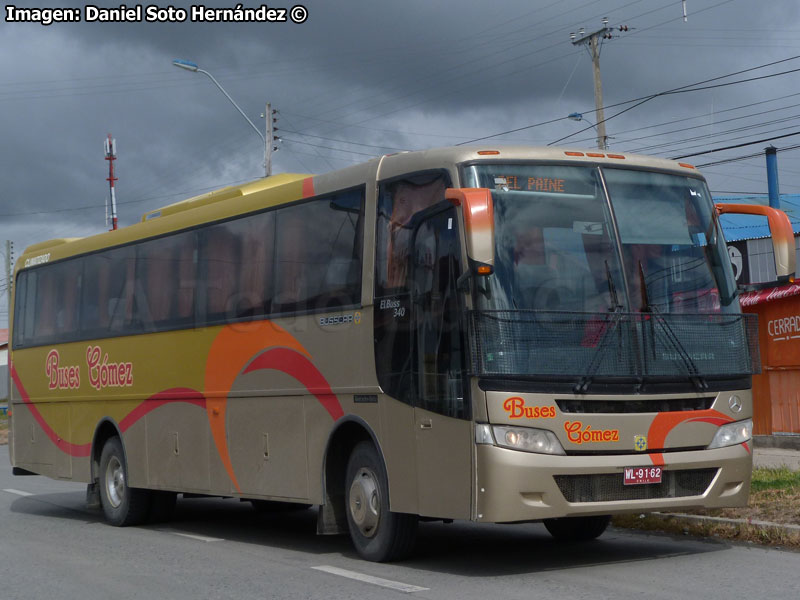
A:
104,134,119,231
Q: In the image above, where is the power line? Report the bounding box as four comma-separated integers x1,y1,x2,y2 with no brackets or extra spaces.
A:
551,62,800,147
279,130,408,152
626,113,800,154
695,144,800,168
673,133,800,161
281,138,380,158
460,54,800,146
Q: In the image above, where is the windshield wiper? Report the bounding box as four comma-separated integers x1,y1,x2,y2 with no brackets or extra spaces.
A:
573,262,624,393
606,260,623,312
638,261,708,391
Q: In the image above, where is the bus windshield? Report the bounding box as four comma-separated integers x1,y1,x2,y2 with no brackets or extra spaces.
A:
461,163,754,385
462,163,737,315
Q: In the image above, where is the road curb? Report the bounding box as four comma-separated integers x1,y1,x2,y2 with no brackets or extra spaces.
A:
649,511,800,533
754,435,800,451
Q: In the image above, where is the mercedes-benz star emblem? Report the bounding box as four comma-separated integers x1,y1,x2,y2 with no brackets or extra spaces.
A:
729,395,743,413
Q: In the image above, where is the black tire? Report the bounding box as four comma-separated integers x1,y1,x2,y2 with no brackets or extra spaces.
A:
98,437,151,526
345,441,418,562
251,500,312,513
543,515,611,541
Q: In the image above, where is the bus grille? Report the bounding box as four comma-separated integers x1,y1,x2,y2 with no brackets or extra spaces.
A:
556,397,714,414
554,468,717,503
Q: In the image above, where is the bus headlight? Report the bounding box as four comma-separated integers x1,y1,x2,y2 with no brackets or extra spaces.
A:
492,425,566,455
708,419,752,449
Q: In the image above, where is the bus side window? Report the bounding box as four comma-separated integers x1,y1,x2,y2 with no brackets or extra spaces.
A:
376,175,448,296
176,233,197,320
412,208,468,419
237,211,274,318
374,172,450,405
33,268,57,341
274,205,307,313
59,260,81,337
136,231,197,329
30,261,81,344
274,190,364,314
204,226,239,321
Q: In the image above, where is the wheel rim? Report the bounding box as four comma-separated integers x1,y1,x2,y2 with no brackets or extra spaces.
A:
348,467,380,538
105,456,125,508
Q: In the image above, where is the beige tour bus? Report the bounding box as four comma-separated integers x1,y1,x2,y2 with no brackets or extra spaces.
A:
8,146,796,561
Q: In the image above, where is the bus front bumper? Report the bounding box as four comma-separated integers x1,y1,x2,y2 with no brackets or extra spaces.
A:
474,443,752,523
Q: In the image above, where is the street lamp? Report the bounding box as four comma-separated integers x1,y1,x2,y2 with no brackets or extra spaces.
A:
567,112,608,149
172,59,271,177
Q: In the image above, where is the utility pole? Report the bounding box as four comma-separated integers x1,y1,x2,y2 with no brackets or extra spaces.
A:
571,24,609,150
265,102,272,177
571,20,629,150
264,104,280,177
5,240,13,325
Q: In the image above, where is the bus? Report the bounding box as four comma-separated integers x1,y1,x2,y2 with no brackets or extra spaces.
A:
7,146,796,562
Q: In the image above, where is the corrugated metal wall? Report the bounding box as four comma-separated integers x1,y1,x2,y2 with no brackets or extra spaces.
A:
746,236,800,284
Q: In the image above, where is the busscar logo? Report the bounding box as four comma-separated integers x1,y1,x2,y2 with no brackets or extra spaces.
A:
319,313,360,327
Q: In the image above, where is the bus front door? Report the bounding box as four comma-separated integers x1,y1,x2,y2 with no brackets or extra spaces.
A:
411,206,473,520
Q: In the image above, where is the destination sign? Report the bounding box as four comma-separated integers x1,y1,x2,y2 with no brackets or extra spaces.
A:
495,175,567,193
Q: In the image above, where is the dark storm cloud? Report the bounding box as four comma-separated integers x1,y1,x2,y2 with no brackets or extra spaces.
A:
2,0,800,272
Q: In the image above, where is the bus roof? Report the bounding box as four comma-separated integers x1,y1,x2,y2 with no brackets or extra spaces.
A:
16,145,702,269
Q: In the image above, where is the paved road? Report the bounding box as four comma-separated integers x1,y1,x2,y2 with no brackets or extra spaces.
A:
1,446,799,600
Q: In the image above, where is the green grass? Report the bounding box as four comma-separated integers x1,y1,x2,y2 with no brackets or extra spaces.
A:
615,465,800,549
751,466,800,493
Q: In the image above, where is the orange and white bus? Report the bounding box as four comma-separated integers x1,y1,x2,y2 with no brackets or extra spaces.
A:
7,146,795,561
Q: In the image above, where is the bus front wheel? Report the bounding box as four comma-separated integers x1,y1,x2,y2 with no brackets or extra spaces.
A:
98,437,151,527
543,515,611,541
345,441,418,562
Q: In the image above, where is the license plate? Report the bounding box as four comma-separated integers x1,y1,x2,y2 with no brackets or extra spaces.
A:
623,466,663,485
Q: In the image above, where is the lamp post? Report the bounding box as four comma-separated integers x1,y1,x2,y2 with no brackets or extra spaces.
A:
172,59,271,177
567,112,606,147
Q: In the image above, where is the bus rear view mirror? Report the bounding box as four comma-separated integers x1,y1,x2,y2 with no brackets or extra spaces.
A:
716,203,796,283
446,188,494,275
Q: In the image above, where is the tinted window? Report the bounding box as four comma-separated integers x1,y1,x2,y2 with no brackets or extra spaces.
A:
374,172,450,405
14,187,364,347
274,189,363,314
135,231,197,331
201,211,275,325
412,207,468,419
375,172,449,297
81,245,136,337
20,258,83,346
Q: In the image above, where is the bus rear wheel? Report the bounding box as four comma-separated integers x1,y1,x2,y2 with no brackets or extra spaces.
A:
98,437,151,527
345,441,418,562
543,515,611,541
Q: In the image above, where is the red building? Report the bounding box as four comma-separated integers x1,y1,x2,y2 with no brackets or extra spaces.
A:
718,195,800,437
740,285,800,435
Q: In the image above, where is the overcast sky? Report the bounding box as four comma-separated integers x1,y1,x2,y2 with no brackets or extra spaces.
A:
3,0,800,319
